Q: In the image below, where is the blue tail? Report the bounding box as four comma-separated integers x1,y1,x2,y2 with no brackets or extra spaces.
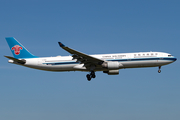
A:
5,37,38,59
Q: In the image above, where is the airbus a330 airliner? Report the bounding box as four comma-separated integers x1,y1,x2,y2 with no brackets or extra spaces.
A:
5,37,177,81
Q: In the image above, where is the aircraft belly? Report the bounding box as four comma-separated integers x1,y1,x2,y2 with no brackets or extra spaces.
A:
44,64,76,71
121,60,160,68
25,63,76,72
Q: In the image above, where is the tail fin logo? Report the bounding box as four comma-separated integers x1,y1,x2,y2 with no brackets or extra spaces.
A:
11,45,23,55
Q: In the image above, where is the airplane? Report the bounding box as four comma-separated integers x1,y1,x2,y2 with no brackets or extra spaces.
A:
5,37,177,81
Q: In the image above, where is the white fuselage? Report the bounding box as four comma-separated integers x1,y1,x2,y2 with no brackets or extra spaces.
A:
9,52,176,72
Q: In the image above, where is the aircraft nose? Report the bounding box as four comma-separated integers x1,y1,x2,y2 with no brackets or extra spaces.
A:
171,57,177,62
174,57,177,61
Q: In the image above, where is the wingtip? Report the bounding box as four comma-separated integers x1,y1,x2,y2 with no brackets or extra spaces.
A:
58,42,65,47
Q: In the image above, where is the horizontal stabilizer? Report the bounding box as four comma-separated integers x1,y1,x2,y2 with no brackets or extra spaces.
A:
4,56,26,64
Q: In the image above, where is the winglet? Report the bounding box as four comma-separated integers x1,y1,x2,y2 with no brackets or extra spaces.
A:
58,42,65,47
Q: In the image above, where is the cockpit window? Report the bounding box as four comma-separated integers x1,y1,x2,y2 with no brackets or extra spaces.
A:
168,55,172,57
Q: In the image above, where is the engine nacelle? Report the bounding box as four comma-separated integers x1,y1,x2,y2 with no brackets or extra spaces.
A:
103,70,119,75
102,62,123,69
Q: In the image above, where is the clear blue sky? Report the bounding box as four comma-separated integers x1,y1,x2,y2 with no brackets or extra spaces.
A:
0,0,180,120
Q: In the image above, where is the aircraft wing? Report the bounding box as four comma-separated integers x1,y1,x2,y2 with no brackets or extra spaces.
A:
58,42,104,67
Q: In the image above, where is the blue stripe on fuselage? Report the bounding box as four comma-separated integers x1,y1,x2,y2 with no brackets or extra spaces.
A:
43,57,177,65
44,61,79,65
109,57,177,62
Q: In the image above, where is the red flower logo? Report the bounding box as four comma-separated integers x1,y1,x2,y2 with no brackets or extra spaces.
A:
12,45,23,55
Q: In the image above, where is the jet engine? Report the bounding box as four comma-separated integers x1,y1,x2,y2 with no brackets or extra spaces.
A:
102,61,123,69
103,70,119,75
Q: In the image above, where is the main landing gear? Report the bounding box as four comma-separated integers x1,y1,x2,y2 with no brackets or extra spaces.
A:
86,71,96,81
158,66,161,73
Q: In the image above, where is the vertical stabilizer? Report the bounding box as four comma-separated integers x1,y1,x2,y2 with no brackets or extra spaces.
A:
5,37,38,59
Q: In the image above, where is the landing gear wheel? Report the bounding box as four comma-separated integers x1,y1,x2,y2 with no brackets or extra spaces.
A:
86,74,91,81
86,71,96,81
91,74,96,78
90,71,96,78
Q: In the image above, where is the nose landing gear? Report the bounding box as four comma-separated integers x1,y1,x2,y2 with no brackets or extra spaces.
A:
86,71,96,81
158,66,161,73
